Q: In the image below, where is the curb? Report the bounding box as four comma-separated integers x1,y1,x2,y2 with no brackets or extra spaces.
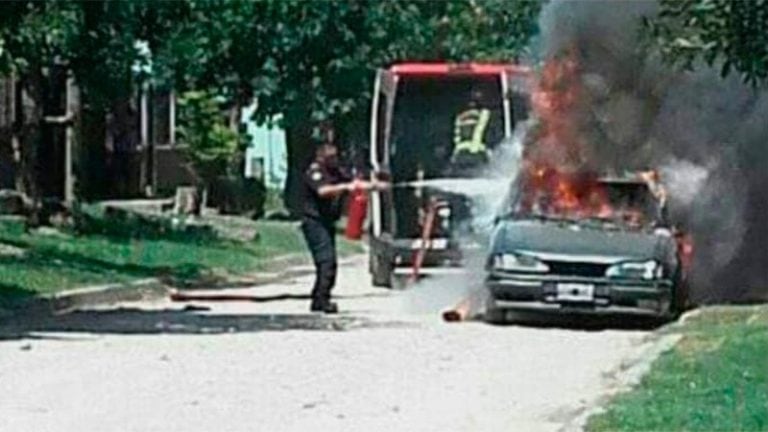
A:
174,254,362,290
46,279,171,313
560,315,691,432
5,254,366,316
7,279,171,318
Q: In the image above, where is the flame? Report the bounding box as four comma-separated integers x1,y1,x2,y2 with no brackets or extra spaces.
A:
520,50,616,220
526,49,590,171
677,233,695,271
520,162,614,219
518,42,692,263
640,170,668,204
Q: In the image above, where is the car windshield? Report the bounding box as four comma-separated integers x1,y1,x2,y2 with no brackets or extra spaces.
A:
511,177,661,229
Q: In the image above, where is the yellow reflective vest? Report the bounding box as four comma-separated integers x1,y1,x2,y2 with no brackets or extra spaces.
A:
452,108,491,159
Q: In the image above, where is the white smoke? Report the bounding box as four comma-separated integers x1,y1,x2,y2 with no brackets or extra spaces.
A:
470,121,529,233
659,158,712,208
402,122,530,316
399,254,487,316
400,121,529,236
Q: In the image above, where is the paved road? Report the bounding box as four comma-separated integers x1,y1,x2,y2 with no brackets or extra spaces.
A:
0,256,657,432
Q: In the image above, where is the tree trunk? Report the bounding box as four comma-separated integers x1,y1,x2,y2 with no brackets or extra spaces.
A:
108,98,141,198
0,133,13,189
15,70,44,203
283,120,314,217
0,78,15,190
77,102,108,201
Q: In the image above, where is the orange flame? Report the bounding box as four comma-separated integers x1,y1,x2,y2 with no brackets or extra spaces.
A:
519,163,614,219
677,233,695,271
520,49,616,219
526,49,590,172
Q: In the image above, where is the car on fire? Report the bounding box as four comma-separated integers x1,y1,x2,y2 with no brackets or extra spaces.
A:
484,170,690,322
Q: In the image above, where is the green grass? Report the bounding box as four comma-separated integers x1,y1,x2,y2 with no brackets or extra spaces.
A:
0,218,362,309
588,305,768,432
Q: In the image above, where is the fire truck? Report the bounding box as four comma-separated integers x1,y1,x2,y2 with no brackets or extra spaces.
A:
367,63,531,287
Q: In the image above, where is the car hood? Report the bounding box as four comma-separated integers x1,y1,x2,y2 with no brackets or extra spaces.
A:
491,219,674,263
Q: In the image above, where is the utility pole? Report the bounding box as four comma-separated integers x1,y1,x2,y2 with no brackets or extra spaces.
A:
64,76,78,203
42,73,76,203
139,82,155,197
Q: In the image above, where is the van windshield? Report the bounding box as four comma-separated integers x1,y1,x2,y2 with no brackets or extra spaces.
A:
386,75,505,238
389,75,505,180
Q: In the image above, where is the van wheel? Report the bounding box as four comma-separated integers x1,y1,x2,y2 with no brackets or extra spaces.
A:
371,253,393,288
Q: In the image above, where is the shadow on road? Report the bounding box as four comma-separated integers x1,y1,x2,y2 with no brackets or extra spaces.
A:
169,291,390,303
0,305,413,341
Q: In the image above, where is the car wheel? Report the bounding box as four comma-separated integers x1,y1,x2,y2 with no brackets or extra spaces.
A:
671,271,691,317
484,296,506,324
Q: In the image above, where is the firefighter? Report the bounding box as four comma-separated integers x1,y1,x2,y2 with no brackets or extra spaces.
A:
300,130,384,313
451,90,492,170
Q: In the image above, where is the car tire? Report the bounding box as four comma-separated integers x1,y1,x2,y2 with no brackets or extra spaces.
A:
484,296,506,324
672,279,690,317
670,268,691,318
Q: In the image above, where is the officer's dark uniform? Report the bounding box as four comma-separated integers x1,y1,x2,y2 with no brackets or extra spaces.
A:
301,160,351,311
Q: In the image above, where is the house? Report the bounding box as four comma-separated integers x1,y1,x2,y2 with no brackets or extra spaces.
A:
242,104,287,190
0,68,275,209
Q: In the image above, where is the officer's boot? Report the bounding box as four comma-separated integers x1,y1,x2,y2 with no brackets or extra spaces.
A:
310,261,338,314
310,297,338,314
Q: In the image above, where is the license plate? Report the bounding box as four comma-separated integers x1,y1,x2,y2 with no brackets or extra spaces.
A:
556,283,595,302
410,238,448,250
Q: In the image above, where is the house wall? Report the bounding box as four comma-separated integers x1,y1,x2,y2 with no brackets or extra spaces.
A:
0,79,248,201
243,105,286,189
154,145,196,196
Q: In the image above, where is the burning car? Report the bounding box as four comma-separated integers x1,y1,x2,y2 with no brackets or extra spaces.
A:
484,169,690,322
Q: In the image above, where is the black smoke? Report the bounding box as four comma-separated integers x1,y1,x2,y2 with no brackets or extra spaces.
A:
536,0,768,303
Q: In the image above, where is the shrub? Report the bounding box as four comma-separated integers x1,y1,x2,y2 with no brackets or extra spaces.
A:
70,204,218,243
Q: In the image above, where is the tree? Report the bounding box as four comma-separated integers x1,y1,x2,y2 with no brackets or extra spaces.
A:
645,0,768,86
1,0,542,214
0,2,80,200
246,0,542,214
176,90,242,192
0,1,188,200
70,1,193,199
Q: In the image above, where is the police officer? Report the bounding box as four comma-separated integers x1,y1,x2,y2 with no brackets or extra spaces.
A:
301,135,382,313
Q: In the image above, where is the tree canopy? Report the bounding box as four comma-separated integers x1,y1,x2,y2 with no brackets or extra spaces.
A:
1,0,544,207
645,0,768,86
6,0,766,204
2,0,542,126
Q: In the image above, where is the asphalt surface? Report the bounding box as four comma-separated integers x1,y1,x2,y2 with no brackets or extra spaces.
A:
0,256,659,432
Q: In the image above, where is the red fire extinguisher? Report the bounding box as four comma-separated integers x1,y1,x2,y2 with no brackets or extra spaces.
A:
345,182,368,240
